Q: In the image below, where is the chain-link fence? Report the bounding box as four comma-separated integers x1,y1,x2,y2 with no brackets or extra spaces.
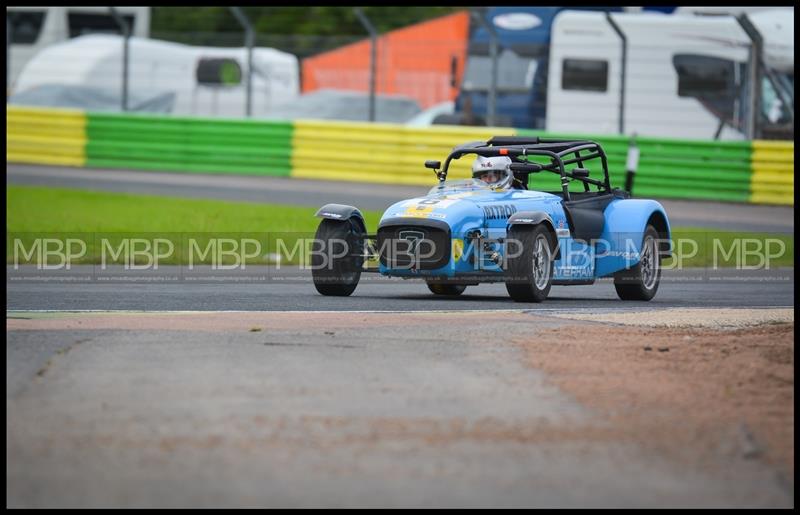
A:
6,7,794,139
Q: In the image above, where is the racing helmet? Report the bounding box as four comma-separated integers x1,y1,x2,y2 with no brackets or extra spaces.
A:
472,155,513,189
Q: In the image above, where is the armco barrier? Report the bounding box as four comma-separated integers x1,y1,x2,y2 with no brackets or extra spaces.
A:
749,140,794,205
6,105,87,166
86,113,293,176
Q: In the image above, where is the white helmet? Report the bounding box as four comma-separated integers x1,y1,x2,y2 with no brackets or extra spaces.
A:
472,155,513,189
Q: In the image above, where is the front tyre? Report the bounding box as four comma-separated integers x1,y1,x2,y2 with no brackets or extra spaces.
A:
427,283,467,296
505,224,555,303
613,224,661,301
311,218,363,296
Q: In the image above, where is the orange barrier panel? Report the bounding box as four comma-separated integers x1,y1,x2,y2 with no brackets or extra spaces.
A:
302,11,470,109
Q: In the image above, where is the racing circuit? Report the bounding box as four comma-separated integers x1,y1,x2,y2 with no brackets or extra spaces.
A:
6,3,796,506
7,164,795,313
7,164,795,508
9,163,795,232
5,267,795,312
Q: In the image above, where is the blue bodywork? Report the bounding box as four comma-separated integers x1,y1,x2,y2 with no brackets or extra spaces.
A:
375,180,670,283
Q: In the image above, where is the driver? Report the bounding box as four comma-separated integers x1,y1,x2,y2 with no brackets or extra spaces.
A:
472,155,513,189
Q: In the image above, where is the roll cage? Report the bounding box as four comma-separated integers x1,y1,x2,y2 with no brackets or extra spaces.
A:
425,136,614,202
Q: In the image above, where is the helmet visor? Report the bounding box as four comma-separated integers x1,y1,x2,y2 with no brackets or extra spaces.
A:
473,168,513,189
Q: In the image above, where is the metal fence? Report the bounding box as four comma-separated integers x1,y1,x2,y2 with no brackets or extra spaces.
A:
6,7,794,141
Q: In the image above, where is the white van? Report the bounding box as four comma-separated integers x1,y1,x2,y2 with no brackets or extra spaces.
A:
7,6,150,92
545,9,793,140
12,34,300,118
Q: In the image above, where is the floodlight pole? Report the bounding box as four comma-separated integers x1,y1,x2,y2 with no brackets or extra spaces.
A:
230,7,254,117
109,7,130,111
354,7,377,122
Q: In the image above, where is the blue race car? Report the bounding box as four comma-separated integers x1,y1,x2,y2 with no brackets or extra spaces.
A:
311,136,671,302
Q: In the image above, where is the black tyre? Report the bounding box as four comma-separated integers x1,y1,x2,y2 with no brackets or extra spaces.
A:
505,224,555,303
311,218,364,296
613,224,661,301
427,282,467,296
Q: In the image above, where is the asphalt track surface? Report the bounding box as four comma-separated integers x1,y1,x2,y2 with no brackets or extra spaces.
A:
8,309,794,508
6,267,794,312
7,165,795,507
7,163,795,233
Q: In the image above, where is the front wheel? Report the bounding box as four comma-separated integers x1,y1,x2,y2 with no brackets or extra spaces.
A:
311,218,364,296
505,224,555,303
613,224,661,301
427,283,467,296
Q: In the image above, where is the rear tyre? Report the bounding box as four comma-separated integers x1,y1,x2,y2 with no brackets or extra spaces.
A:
311,218,364,296
427,283,467,296
613,224,661,301
505,224,555,303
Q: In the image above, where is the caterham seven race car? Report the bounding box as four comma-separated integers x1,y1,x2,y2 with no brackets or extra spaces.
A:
311,136,671,302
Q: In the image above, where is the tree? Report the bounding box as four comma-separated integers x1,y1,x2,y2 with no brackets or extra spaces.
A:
151,6,465,55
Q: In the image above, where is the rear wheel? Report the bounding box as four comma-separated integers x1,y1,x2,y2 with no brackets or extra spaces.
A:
427,283,467,296
311,218,364,296
614,224,661,301
505,224,555,303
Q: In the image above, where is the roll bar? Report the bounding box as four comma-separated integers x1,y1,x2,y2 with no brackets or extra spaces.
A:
431,137,612,201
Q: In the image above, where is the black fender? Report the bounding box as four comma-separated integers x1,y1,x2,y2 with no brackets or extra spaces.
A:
315,203,367,234
507,211,560,259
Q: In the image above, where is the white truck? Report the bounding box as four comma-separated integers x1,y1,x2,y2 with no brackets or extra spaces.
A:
545,9,794,140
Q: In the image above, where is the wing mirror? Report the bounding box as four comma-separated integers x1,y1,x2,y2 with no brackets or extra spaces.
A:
424,160,441,170
571,168,590,178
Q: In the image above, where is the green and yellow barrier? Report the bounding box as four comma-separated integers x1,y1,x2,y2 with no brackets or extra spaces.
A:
517,130,753,203
5,105,794,205
6,105,87,166
85,112,293,176
291,120,512,185
749,140,794,205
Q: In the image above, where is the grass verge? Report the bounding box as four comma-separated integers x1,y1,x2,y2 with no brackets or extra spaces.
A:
7,185,794,267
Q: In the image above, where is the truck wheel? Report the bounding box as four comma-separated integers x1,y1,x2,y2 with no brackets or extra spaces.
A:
311,218,363,296
505,224,554,303
427,283,467,296
614,224,661,301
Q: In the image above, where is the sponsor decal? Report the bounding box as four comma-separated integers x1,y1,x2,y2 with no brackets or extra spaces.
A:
482,204,517,220
320,212,342,219
556,229,571,238
452,239,464,261
402,205,435,218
